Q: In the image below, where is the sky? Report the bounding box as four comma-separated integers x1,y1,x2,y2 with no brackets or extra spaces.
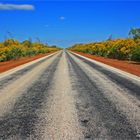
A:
0,1,140,48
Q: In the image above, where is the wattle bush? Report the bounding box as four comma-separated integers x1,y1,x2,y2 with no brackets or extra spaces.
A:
131,46,140,61
69,38,140,61
0,39,60,62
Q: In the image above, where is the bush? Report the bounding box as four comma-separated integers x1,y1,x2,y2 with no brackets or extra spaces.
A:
0,39,60,62
131,46,140,61
69,38,140,61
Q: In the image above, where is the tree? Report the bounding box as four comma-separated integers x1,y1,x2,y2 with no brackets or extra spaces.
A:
107,34,113,41
129,28,140,40
35,37,41,43
22,40,32,48
51,45,57,48
3,39,19,46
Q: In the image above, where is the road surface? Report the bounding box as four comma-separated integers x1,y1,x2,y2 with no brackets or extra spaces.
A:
0,51,140,140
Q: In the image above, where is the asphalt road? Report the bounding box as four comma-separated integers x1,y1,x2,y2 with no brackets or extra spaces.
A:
0,50,140,140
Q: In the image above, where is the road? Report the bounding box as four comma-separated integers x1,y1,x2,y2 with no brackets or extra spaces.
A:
0,50,140,140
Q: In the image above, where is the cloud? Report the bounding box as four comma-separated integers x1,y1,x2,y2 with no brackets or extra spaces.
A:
60,16,66,20
0,3,35,10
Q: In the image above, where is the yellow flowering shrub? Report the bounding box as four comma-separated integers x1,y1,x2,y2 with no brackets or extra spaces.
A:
69,38,140,61
0,39,60,62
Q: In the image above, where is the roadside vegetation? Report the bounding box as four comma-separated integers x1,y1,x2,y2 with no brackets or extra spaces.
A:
0,39,60,62
69,28,140,62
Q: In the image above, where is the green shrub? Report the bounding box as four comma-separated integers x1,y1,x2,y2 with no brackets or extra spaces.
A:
131,46,140,61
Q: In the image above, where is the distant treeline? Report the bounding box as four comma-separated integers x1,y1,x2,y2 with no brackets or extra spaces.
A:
69,28,140,62
0,39,61,62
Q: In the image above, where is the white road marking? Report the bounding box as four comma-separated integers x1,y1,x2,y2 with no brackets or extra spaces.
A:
0,51,59,79
70,51,140,82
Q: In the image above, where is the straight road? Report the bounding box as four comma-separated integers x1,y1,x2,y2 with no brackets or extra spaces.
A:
0,50,140,140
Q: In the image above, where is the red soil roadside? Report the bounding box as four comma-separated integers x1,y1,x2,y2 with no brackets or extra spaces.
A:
0,53,52,73
73,51,140,77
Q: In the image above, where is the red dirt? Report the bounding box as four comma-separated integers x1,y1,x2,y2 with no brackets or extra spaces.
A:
0,53,52,73
73,51,140,77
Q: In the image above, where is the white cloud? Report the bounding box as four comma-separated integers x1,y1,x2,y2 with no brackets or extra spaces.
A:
0,3,35,10
60,16,66,20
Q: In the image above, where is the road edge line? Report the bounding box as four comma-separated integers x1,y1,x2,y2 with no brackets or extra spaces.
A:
0,51,60,79
70,51,140,82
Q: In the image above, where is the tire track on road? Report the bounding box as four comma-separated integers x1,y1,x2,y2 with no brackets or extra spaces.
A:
0,53,62,140
0,50,139,140
67,52,139,140
71,52,140,100
0,53,56,90
41,51,83,140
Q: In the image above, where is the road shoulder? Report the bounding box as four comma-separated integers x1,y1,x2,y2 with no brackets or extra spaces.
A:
70,51,140,82
71,51,140,77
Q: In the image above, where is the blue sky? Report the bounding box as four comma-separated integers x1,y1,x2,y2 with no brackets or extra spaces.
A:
0,1,140,48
